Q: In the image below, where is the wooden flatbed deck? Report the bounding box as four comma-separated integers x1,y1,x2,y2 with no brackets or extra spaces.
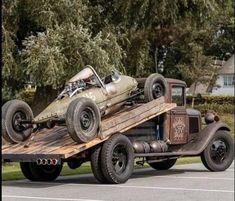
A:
2,97,176,162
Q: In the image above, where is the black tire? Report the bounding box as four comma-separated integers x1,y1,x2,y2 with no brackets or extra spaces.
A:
144,73,167,102
101,134,134,184
2,101,14,143
20,162,63,181
66,97,100,143
201,130,234,172
90,145,108,183
2,100,34,144
148,159,177,170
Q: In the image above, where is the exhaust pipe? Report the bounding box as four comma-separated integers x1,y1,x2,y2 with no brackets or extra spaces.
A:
36,159,42,165
36,158,58,165
51,159,58,165
41,158,47,165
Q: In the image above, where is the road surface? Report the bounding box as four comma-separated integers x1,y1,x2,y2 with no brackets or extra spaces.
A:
2,162,234,201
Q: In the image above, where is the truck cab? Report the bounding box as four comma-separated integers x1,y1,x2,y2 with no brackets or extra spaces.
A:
165,78,201,145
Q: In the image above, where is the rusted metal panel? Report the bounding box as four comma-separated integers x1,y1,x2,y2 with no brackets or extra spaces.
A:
169,110,188,144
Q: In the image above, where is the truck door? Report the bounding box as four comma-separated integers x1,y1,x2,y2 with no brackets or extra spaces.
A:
169,85,188,144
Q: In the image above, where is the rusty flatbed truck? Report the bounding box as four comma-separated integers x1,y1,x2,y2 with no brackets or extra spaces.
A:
2,78,234,184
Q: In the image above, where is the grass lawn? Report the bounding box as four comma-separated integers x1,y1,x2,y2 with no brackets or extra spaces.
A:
219,113,234,137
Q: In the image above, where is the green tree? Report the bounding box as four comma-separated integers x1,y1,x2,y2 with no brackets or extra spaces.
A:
2,0,234,114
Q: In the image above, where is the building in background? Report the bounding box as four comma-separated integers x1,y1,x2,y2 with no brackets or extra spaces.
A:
212,54,234,96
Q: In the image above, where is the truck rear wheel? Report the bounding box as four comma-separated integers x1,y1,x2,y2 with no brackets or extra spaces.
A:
148,158,177,170
101,134,134,184
20,162,63,181
2,100,34,144
90,145,108,183
66,97,100,143
201,130,234,171
144,73,167,102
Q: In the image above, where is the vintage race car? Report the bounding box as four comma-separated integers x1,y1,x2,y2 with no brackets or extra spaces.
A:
2,65,167,143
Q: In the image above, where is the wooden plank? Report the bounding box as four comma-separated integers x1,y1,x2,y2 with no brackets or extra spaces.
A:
101,97,165,131
101,103,176,138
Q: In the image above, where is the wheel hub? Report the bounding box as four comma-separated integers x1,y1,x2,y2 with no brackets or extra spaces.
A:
80,109,93,130
152,83,163,98
112,145,127,174
210,140,227,163
12,111,27,132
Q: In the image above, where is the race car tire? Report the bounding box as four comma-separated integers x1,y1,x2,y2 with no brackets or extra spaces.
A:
20,162,63,181
201,130,234,172
66,97,100,143
144,73,167,102
2,100,34,144
101,134,134,184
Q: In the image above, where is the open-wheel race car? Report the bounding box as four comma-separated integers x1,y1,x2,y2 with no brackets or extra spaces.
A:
2,65,167,144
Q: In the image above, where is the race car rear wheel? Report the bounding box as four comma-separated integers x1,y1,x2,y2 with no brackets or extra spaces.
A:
2,100,34,144
144,73,167,102
66,97,100,143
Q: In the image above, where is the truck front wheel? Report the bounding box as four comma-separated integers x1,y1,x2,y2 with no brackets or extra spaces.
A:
148,158,177,170
20,162,63,181
201,130,234,172
101,134,134,184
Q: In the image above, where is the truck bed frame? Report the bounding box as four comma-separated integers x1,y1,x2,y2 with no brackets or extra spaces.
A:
2,97,176,163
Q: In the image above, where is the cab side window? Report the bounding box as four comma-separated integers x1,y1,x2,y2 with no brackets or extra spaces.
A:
171,86,184,106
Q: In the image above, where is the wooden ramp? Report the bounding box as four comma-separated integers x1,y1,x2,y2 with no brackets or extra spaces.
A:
2,97,176,162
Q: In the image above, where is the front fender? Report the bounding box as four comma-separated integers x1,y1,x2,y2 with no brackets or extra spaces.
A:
196,122,230,153
176,122,230,156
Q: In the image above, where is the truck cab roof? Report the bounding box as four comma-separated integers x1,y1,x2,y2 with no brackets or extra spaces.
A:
166,78,187,87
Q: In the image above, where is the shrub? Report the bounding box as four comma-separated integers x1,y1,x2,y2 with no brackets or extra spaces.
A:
187,95,234,105
192,103,234,115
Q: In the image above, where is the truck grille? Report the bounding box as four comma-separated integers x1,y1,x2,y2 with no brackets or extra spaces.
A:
189,117,199,133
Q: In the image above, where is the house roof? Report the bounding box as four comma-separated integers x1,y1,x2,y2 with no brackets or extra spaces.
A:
219,54,234,74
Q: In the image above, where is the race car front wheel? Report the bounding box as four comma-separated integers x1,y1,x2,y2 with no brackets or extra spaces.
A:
66,97,101,143
2,100,34,144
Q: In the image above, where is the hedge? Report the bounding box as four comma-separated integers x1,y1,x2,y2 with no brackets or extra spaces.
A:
186,95,235,105
192,103,234,115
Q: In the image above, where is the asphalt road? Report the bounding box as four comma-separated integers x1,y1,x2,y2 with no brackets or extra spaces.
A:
2,162,234,201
